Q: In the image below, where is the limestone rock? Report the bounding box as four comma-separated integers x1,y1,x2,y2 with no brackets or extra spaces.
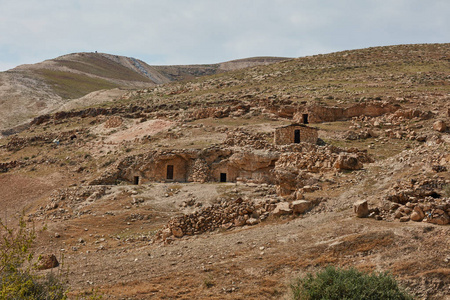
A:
291,200,312,214
272,202,292,216
246,218,259,226
37,254,59,270
234,216,247,226
428,212,450,225
353,200,369,218
171,226,184,238
334,154,363,170
433,120,447,132
161,228,172,239
394,209,404,219
399,215,410,222
294,189,305,200
410,206,425,222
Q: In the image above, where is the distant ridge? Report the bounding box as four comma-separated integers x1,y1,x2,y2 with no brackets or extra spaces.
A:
0,53,289,130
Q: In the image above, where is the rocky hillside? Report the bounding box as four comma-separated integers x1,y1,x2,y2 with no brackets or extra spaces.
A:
0,53,288,131
0,43,449,299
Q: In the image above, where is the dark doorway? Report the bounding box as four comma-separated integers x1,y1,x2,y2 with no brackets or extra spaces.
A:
294,129,300,143
302,114,309,124
220,173,227,182
134,176,140,185
167,165,174,180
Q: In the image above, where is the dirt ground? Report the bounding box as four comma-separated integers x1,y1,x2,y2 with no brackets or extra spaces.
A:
27,176,449,300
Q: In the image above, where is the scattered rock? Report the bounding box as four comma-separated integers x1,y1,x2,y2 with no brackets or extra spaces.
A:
334,154,363,170
291,200,312,214
272,202,292,216
246,218,259,225
37,254,59,270
432,120,446,132
171,226,184,238
399,215,410,222
353,200,369,218
428,212,450,225
410,206,425,222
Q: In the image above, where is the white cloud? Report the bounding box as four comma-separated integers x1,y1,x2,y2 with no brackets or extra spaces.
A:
0,0,449,71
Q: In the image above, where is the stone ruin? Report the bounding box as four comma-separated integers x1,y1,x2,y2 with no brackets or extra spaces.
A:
354,176,450,225
160,196,320,242
274,124,318,145
91,142,372,200
293,101,400,124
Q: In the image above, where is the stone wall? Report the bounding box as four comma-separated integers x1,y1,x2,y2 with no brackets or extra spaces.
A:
293,102,400,124
274,124,318,145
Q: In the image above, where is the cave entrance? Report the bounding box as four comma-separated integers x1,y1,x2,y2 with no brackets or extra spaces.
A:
167,165,174,180
294,129,300,143
302,114,309,124
220,173,227,182
133,176,140,185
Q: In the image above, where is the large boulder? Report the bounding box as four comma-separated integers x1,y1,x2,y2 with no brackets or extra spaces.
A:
433,120,447,132
410,206,425,222
428,211,450,225
272,202,292,216
291,200,312,214
37,254,59,270
353,200,369,218
228,150,279,171
334,154,363,170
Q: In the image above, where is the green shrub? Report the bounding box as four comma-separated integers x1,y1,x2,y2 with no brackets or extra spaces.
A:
290,266,414,300
0,216,67,299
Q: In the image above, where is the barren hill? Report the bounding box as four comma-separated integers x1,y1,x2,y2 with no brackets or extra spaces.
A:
0,53,288,131
0,44,449,299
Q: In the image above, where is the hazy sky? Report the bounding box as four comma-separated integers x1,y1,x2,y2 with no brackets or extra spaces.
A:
1,0,449,71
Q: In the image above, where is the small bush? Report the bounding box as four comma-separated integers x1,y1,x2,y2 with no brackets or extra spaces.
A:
0,216,67,299
290,266,414,300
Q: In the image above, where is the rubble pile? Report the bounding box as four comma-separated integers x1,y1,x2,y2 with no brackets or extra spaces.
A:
275,144,371,173
372,177,450,225
0,160,20,172
161,195,323,241
348,108,442,141
273,145,372,195
29,186,109,220
104,116,123,128
6,129,84,151
161,198,261,239
224,128,272,149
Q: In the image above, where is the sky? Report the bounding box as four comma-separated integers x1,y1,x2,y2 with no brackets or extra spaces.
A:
0,0,449,71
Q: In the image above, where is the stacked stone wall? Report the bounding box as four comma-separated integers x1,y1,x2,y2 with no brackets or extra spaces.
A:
274,125,318,145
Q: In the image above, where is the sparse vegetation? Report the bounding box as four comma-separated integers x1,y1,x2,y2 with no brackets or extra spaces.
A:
203,275,215,288
0,216,67,299
290,266,414,300
0,44,449,299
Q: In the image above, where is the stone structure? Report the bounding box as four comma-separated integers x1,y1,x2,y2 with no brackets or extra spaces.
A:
92,147,280,185
293,102,400,124
91,143,372,200
274,124,318,145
